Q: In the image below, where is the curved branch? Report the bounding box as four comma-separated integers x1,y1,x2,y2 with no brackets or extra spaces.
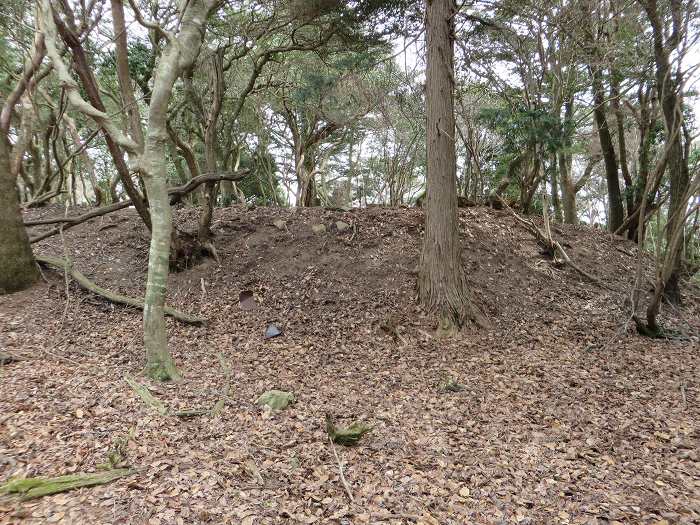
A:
38,0,140,154
36,255,204,325
0,34,45,133
27,169,250,242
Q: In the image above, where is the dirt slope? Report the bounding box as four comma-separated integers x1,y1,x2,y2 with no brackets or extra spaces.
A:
0,204,698,525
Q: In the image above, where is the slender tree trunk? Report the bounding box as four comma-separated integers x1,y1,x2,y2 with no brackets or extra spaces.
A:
550,155,562,222
591,68,624,232
0,136,38,294
558,152,577,223
198,50,224,245
418,0,486,331
610,73,634,218
53,16,151,230
138,0,215,380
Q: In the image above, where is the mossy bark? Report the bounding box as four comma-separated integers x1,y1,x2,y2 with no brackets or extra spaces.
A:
0,135,38,294
1,469,133,500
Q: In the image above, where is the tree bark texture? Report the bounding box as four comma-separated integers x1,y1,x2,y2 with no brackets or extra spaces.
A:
418,0,486,330
0,136,39,294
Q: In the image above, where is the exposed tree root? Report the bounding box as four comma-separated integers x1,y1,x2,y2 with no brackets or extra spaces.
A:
36,255,205,325
125,374,226,417
632,316,664,338
124,375,168,415
0,469,134,500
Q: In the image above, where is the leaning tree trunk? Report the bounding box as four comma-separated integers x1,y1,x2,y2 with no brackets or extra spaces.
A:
643,0,690,305
418,0,486,331
0,136,38,294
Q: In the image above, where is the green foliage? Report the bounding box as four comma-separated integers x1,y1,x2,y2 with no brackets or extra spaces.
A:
478,106,568,155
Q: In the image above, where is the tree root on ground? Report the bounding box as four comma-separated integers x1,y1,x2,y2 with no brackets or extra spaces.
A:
125,374,226,418
36,255,205,325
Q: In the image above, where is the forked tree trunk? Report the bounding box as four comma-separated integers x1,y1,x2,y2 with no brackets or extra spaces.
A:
418,0,486,331
642,0,690,305
0,136,39,294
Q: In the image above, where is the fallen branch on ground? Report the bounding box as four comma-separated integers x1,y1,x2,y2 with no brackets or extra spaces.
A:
0,468,134,500
0,352,20,365
23,189,67,209
125,375,168,415
498,197,616,291
27,170,250,244
36,255,205,325
329,436,354,502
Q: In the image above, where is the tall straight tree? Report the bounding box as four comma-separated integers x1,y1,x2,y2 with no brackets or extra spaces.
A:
418,0,486,331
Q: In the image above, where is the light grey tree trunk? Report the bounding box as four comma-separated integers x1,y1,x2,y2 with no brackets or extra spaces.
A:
139,1,217,381
39,0,216,380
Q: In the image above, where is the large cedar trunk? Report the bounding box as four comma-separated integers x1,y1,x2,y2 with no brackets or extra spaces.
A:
418,0,485,330
0,136,38,294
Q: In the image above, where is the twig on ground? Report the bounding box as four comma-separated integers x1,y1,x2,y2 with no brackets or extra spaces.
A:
199,278,206,314
680,381,687,410
370,512,422,522
329,436,354,502
59,204,71,327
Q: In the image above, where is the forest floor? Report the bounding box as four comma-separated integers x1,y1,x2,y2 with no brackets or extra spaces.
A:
0,204,698,525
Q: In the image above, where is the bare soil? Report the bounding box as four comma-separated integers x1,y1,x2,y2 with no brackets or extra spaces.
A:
1,204,698,524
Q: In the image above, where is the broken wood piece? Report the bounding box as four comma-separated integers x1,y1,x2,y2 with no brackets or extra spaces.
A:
0,468,134,500
35,255,205,325
0,352,20,365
